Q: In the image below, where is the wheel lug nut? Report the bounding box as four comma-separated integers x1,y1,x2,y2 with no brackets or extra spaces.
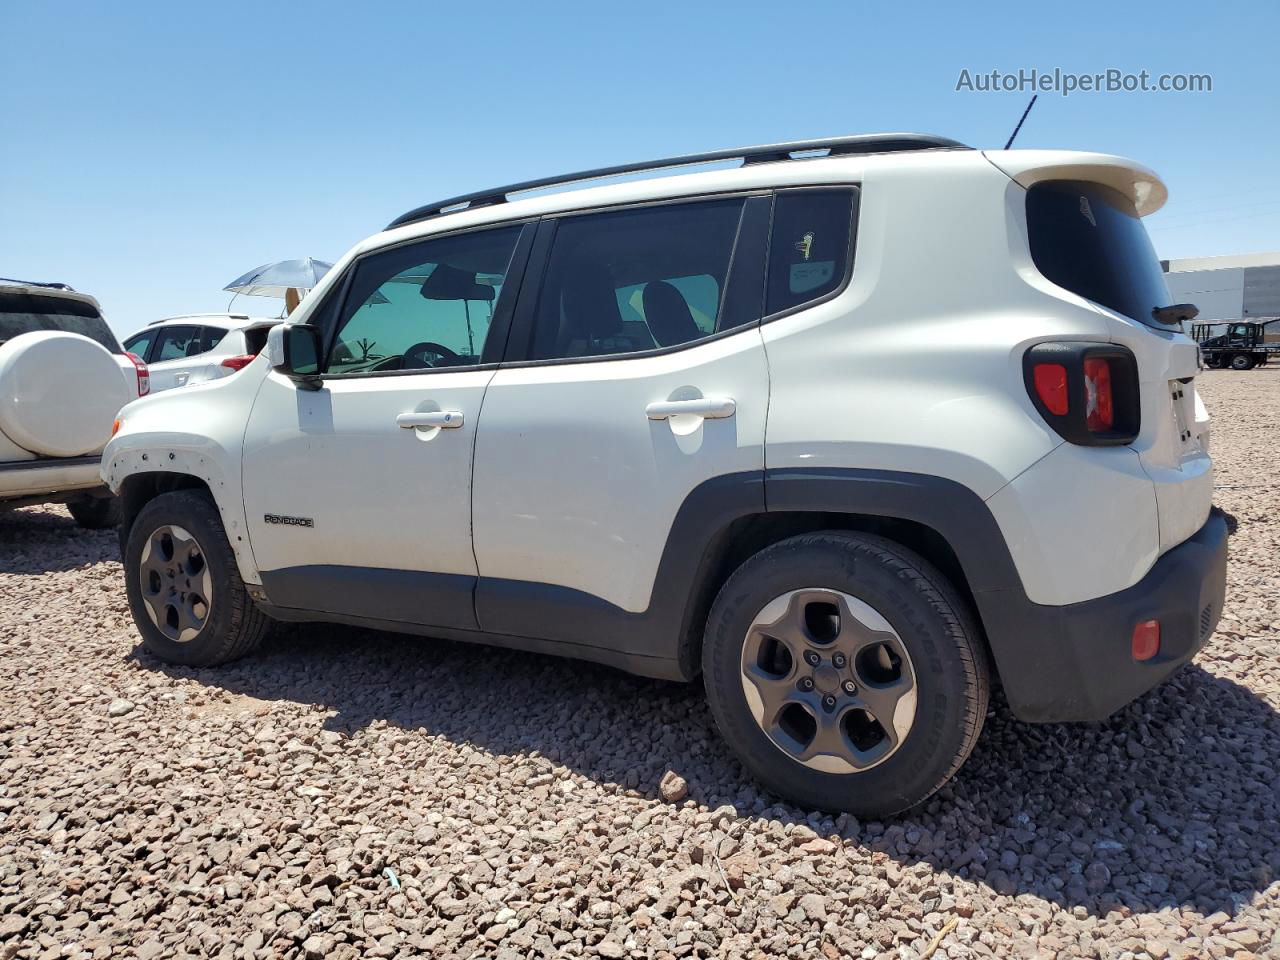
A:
804,651,820,666
832,653,847,668
842,680,857,695
823,695,837,708
798,677,814,691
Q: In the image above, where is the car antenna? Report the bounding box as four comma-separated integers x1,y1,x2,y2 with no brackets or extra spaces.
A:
1003,95,1038,150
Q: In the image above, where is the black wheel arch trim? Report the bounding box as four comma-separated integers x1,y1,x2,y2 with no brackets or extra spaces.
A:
255,468,1021,684
250,466,1220,724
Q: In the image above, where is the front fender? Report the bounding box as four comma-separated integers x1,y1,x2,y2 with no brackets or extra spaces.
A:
102,370,264,584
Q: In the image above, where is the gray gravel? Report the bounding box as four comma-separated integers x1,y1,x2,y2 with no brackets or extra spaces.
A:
2,369,1278,960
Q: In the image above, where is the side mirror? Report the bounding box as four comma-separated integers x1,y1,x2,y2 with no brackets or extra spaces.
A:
266,324,323,389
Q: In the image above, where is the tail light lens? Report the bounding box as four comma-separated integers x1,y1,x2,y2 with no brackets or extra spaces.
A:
1024,343,1139,445
127,352,150,396
1083,358,1114,432
1031,363,1069,415
221,354,256,372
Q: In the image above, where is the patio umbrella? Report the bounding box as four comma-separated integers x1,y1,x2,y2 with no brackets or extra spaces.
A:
223,258,333,298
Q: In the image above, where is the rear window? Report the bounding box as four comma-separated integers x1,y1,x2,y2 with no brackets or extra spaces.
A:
1026,181,1170,329
0,290,121,352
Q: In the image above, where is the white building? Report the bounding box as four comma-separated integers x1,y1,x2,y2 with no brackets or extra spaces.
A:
1162,252,1280,338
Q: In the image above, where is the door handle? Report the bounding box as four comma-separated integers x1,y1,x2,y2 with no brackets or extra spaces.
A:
645,397,736,420
397,410,464,429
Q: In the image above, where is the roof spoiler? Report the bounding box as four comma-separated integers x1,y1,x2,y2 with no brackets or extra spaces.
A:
982,150,1168,216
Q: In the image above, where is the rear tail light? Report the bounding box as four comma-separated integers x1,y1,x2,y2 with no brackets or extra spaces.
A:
221,354,256,372
1083,357,1114,432
1031,364,1069,415
1024,343,1139,445
127,352,150,396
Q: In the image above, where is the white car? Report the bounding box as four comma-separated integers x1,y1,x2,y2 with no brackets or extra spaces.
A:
1,280,148,527
122,314,278,392
103,134,1225,815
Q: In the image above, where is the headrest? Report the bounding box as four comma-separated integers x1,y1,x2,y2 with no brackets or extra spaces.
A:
642,280,700,347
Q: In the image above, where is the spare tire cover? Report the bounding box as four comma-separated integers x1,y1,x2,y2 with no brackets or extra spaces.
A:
0,331,131,457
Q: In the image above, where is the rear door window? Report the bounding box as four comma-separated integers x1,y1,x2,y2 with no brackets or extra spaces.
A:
1026,180,1171,329
527,197,755,361
766,188,857,316
201,326,229,351
0,290,121,352
152,325,204,361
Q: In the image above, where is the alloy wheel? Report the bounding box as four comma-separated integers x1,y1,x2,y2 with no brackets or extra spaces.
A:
138,524,213,643
739,588,917,774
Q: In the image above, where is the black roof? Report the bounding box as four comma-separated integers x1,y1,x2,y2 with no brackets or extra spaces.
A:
386,133,968,230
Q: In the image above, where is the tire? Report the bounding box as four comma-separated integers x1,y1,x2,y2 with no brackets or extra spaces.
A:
67,495,122,530
124,490,269,666
1229,354,1255,370
702,531,988,817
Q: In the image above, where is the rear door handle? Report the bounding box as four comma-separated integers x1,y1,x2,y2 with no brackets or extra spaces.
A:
645,397,736,420
397,410,464,429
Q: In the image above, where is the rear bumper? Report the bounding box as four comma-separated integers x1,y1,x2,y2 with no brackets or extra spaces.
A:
978,508,1228,722
0,455,105,500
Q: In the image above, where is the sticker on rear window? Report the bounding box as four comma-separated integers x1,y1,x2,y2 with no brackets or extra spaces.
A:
790,261,834,293
1079,196,1096,227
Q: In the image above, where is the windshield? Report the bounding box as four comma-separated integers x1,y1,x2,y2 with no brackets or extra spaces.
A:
0,289,121,352
1026,180,1171,330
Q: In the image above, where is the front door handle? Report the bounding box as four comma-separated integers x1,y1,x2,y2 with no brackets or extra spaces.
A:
397,410,464,429
645,397,736,420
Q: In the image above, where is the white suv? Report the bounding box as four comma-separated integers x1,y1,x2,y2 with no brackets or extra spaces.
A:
102,134,1226,815
122,314,279,392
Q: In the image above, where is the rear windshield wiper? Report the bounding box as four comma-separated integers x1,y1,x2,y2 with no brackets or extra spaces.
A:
1152,303,1199,325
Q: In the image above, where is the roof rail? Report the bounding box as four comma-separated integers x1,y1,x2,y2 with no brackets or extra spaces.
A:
148,312,251,325
386,132,968,230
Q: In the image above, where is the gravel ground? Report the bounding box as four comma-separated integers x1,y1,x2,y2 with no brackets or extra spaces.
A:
2,370,1278,960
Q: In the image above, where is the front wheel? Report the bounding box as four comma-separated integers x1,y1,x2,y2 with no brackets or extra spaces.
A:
124,490,269,666
1229,353,1256,370
702,531,988,817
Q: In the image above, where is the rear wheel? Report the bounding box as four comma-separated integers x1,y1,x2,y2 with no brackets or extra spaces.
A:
1229,353,1256,370
67,495,121,530
124,490,269,666
702,531,988,817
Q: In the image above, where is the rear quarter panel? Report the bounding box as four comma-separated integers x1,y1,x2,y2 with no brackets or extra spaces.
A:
762,153,1103,497
761,152,1160,606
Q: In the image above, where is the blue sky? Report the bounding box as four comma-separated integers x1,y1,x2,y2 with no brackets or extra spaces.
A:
2,0,1277,335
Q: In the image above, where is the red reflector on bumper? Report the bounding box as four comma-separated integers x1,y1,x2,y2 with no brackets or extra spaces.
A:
1131,619,1160,661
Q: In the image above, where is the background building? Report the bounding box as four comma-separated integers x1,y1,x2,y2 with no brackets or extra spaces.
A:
1162,252,1280,339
